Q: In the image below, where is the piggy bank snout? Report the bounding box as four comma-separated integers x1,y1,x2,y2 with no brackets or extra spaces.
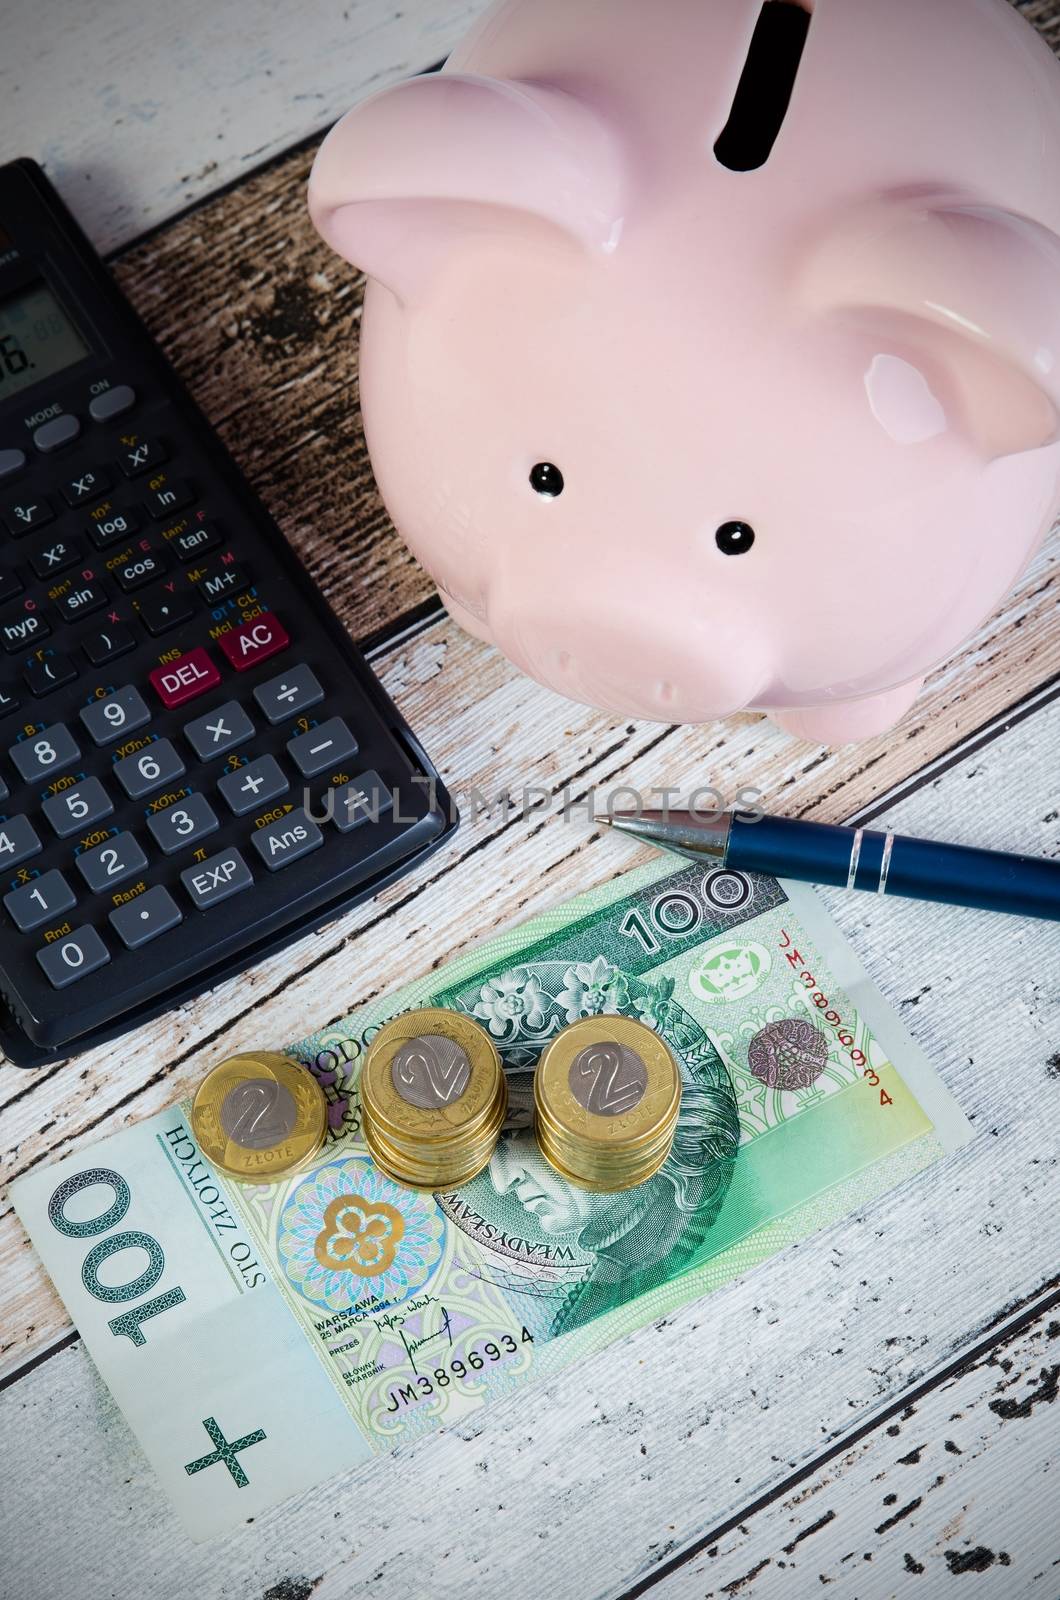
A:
494,594,768,724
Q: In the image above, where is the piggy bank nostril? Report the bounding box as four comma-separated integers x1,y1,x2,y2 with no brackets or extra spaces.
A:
715,521,756,555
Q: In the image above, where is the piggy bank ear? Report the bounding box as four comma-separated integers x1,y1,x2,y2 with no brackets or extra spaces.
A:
804,201,1060,458
308,72,625,300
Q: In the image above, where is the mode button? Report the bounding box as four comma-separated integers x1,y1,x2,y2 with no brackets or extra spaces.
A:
33,414,81,453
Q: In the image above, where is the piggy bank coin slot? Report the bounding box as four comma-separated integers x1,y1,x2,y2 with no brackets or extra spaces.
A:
713,0,812,173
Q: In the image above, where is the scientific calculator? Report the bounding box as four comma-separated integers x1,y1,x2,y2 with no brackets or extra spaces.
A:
0,158,455,1067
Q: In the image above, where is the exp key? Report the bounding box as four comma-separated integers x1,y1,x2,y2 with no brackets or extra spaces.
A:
181,848,254,911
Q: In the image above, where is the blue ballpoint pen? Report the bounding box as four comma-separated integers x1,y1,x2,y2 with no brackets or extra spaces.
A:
597,810,1060,922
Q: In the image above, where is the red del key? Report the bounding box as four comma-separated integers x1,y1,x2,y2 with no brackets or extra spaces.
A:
149,647,221,709
217,611,289,671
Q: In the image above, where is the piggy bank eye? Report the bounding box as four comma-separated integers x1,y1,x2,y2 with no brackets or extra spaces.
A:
715,521,755,555
529,462,564,498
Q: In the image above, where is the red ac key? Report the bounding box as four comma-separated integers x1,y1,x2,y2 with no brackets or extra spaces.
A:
217,611,290,671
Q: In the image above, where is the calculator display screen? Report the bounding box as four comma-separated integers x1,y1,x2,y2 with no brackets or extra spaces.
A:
0,279,91,401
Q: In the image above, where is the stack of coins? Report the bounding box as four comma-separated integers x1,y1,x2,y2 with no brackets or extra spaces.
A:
534,1016,681,1191
360,1009,507,1190
191,1051,328,1183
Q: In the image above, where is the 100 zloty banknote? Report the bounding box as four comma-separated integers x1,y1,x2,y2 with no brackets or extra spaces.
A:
14,858,970,1537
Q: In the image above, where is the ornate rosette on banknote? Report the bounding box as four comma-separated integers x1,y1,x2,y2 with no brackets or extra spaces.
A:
13,860,971,1539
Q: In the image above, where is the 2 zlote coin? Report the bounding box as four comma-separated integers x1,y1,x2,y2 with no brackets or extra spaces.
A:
191,1051,328,1183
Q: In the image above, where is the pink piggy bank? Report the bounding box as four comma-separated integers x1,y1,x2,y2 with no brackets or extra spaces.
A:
309,0,1060,743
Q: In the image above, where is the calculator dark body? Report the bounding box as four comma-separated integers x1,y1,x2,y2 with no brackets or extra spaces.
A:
0,158,455,1067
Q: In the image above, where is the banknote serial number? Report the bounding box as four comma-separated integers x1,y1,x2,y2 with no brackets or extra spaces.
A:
386,1328,535,1411
779,932,893,1107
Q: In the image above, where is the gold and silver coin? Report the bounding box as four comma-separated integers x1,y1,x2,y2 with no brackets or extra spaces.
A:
534,1016,681,1192
360,1008,507,1191
191,1051,328,1183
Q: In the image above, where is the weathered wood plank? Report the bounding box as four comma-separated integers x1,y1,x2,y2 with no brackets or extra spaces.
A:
110,151,438,646
1,0,492,252
646,1296,1060,1600
0,539,1057,1380
1,704,1058,1600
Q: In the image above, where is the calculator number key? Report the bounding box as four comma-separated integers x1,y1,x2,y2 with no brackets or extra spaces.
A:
110,885,183,949
76,830,148,893
42,777,114,838
287,717,358,778
147,793,219,856
114,738,185,799
80,685,151,746
4,869,76,932
0,814,43,869
9,724,80,784
184,700,255,761
37,925,110,989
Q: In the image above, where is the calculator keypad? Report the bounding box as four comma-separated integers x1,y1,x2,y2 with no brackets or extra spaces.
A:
0,368,442,1047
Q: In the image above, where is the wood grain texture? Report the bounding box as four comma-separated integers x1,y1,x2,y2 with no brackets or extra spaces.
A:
110,148,438,649
648,1296,1060,1600
2,705,1058,1600
1,0,493,252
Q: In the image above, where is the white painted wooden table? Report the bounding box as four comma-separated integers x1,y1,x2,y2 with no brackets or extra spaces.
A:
2,5,1059,1599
